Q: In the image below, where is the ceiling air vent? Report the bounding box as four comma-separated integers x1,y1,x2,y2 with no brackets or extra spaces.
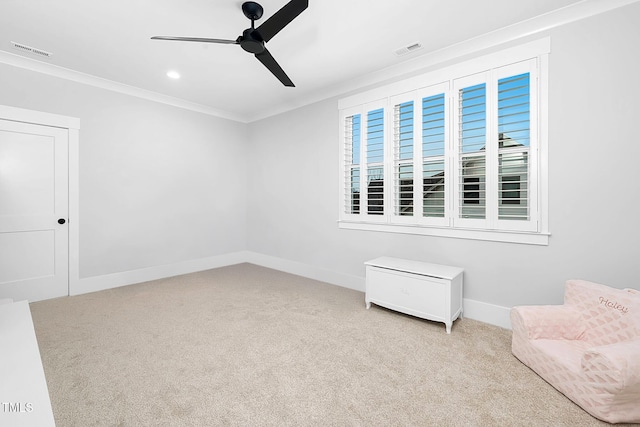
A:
394,42,423,57
11,41,53,59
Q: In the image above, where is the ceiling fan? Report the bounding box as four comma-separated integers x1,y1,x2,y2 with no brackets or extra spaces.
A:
151,0,308,87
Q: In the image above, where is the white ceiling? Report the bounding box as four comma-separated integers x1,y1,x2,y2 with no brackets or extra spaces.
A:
0,0,604,122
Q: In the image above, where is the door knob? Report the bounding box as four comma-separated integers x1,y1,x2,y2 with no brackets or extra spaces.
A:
58,218,66,225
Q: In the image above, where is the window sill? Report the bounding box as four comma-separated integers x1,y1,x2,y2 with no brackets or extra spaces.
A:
338,220,549,246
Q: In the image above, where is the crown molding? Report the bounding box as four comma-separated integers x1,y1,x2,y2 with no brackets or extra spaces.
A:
0,50,247,123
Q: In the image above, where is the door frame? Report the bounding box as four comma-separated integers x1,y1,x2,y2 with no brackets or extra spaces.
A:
0,105,80,296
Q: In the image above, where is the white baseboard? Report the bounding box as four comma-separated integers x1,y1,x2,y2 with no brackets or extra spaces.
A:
73,251,248,296
243,251,365,292
462,298,512,330
72,250,512,329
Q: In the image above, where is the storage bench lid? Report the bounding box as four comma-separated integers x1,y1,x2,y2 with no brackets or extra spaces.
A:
365,256,463,280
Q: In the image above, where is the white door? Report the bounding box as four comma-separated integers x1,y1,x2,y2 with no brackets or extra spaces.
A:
0,119,68,302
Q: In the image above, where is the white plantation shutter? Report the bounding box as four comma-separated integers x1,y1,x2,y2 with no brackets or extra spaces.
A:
343,113,361,215
366,108,385,216
421,93,447,219
453,60,538,231
498,73,530,221
391,83,449,226
456,80,487,222
494,59,538,232
393,101,414,216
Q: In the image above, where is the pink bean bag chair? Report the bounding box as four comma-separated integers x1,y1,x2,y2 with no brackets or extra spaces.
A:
511,279,640,424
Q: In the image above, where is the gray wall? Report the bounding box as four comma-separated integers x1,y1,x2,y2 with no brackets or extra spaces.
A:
0,64,248,279
246,3,640,308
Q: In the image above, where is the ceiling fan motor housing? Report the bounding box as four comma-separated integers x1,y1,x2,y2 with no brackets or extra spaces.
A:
240,29,265,54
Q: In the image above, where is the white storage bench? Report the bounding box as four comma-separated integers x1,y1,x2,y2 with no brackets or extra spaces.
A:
365,257,464,334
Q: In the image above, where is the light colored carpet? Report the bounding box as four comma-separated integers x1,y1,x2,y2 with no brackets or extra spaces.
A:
29,263,628,426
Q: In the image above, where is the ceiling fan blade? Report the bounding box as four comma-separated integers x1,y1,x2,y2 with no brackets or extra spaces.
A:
151,36,239,44
254,0,308,43
255,48,294,87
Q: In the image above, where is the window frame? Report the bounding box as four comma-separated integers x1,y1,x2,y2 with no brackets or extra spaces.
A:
338,38,550,245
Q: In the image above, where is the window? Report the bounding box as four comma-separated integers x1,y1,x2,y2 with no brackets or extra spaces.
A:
339,39,549,245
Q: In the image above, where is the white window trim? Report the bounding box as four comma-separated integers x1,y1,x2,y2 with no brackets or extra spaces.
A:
338,38,550,246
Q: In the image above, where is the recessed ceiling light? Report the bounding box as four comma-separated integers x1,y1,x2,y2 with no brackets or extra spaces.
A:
166,70,180,79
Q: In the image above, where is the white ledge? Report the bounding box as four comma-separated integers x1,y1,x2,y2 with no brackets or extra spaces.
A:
338,220,550,246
